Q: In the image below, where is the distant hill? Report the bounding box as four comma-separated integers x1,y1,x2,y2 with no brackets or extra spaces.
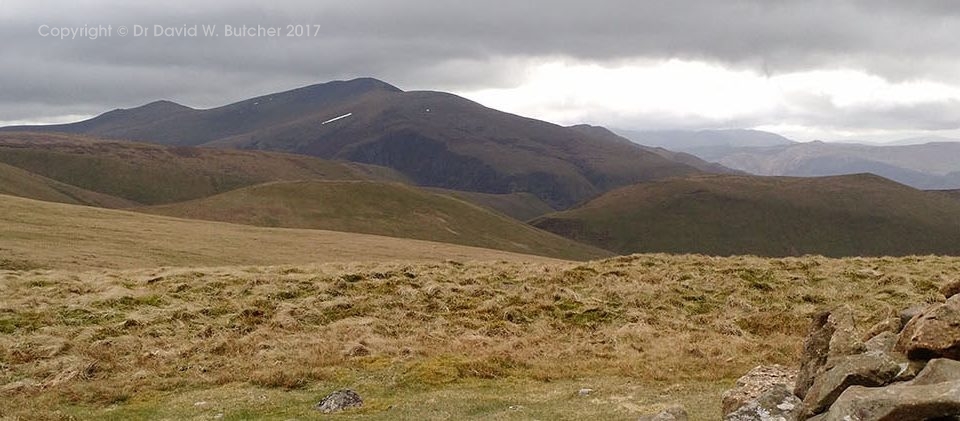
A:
615,129,795,151
532,174,960,257
568,125,741,175
692,141,960,190
2,78,703,208
0,132,405,205
0,193,563,271
138,180,608,260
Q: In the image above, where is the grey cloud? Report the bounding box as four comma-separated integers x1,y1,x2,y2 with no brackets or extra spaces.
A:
2,0,960,132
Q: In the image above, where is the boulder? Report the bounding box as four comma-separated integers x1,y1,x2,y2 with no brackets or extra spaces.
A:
795,308,865,398
801,351,901,416
816,381,960,421
909,359,960,386
895,296,960,360
315,389,363,413
637,406,687,421
721,365,797,416
899,305,925,328
724,384,802,421
940,279,960,299
864,331,897,353
861,318,903,341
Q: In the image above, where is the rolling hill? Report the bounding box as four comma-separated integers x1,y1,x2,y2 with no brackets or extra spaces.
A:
532,174,960,257
138,180,608,260
2,78,703,208
424,188,556,221
0,193,566,271
0,161,135,208
0,132,405,205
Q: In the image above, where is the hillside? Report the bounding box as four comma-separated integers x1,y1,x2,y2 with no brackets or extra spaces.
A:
0,132,405,205
2,78,703,208
0,193,564,271
532,174,960,257
138,181,608,260
424,188,556,221
616,129,795,151
690,141,960,190
0,161,135,208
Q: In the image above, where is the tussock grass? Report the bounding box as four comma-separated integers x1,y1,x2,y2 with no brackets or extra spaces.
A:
1,254,956,419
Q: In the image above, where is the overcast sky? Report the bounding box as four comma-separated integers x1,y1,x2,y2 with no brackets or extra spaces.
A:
3,0,960,141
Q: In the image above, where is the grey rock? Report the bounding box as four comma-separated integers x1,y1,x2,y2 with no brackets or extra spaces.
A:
637,405,687,421
861,318,903,341
724,384,802,421
802,351,901,416
864,331,898,353
896,296,960,360
817,380,960,421
315,389,363,413
899,305,926,328
795,308,865,399
909,359,960,386
722,365,797,416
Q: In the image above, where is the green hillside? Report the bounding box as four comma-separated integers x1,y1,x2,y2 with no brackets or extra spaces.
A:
532,174,960,257
0,162,135,208
139,180,609,260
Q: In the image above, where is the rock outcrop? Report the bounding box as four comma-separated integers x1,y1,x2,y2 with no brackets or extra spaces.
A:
315,389,363,413
895,295,960,360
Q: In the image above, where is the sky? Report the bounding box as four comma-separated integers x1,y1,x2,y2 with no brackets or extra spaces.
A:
3,0,960,142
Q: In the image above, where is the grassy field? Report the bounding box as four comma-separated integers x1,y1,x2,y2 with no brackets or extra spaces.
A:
139,181,605,260
2,254,955,420
0,194,562,271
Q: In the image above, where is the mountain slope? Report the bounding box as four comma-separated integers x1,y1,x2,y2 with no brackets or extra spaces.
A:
532,174,960,257
0,132,405,205
616,129,795,151
3,78,703,208
424,188,556,221
0,161,136,208
138,180,609,261
0,193,563,271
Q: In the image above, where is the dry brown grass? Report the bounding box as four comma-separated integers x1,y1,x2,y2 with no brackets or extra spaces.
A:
1,254,956,419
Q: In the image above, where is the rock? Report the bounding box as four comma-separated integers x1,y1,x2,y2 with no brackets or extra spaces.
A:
578,388,594,397
892,357,927,383
941,279,960,299
909,359,960,386
861,318,903,341
724,384,802,421
816,380,960,421
899,305,925,328
801,351,901,416
795,308,865,398
314,389,363,413
864,331,898,353
896,296,960,360
637,406,688,421
721,365,797,416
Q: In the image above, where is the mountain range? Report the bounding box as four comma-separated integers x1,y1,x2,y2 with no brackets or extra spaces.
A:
4,78,960,258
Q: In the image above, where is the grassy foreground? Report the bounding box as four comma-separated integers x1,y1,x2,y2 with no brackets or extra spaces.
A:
2,254,956,420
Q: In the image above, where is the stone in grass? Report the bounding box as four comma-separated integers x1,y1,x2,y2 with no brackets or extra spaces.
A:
315,389,363,413
637,405,688,421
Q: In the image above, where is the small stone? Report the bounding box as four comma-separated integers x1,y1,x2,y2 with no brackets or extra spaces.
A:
722,365,797,416
637,405,688,421
864,331,898,353
315,389,363,413
899,305,925,328
578,388,594,397
725,384,802,421
861,317,903,341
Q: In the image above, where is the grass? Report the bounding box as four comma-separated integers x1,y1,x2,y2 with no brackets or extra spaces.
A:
139,180,607,260
533,173,960,257
1,254,956,419
0,193,563,271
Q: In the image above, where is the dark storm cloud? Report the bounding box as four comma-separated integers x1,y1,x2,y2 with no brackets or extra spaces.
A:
2,0,960,129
